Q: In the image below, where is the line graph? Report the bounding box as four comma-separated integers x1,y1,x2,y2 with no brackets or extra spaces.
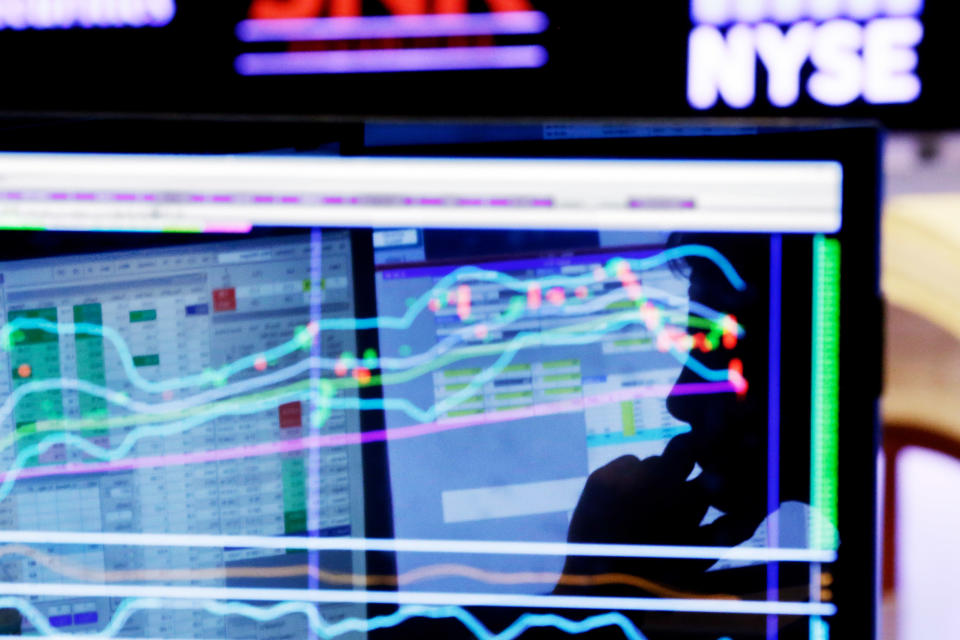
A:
0,544,740,600
0,246,748,504
0,305,739,503
4,291,730,435
0,382,731,487
0,595,833,640
3,597,659,640
1,265,738,413
0,596,822,640
0,244,771,638
0,244,743,390
0,271,737,440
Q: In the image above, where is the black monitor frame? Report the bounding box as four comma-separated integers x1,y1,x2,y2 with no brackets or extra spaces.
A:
0,122,882,640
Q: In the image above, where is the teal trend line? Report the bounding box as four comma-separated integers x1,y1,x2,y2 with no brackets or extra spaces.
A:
0,281,738,427
0,596,650,640
0,245,744,395
0,308,717,504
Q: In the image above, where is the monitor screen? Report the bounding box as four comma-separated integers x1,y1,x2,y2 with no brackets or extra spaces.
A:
0,229,371,638
0,130,880,640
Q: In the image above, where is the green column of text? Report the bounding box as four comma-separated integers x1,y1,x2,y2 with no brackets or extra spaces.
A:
9,308,62,456
811,236,840,551
282,458,308,536
74,304,108,428
621,401,637,437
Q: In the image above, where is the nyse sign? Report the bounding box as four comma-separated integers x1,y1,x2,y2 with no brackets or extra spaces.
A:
688,0,924,109
0,0,176,30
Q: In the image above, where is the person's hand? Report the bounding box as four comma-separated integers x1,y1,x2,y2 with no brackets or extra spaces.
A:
558,433,759,596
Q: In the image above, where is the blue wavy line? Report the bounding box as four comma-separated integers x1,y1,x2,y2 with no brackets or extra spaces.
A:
0,245,743,394
0,596,651,640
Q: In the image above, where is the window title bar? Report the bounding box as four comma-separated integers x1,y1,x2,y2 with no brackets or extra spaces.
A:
0,154,842,234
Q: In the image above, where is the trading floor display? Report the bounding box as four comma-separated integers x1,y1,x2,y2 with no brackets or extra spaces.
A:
0,134,880,639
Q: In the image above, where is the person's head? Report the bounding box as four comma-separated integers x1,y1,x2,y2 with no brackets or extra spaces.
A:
665,233,770,520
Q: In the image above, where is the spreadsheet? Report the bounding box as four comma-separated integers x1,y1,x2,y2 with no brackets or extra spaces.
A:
0,232,367,638
374,236,694,593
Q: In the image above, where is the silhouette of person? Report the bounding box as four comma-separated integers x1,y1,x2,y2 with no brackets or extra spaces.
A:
554,234,796,639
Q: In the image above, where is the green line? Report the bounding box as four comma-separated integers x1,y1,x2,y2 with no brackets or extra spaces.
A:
495,391,533,401
11,306,667,439
133,355,160,367
621,401,636,437
445,409,484,418
613,338,651,348
501,364,532,373
545,386,582,396
444,368,482,378
811,235,840,551
31,380,313,434
543,374,580,383
162,226,204,234
129,310,157,323
19,309,626,436
542,359,579,370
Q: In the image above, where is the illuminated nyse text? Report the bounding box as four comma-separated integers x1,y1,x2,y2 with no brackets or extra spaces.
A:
0,0,175,30
688,0,924,108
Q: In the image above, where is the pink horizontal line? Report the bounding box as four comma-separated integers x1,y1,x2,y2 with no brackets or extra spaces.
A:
204,223,254,234
236,11,549,43
1,381,733,482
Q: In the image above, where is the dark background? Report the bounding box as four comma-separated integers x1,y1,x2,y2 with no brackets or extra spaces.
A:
0,0,955,128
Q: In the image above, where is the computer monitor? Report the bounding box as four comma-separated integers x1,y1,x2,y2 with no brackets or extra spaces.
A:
0,126,881,640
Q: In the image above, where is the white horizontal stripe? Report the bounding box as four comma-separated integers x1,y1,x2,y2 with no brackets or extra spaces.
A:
442,477,586,523
0,530,836,562
0,581,837,617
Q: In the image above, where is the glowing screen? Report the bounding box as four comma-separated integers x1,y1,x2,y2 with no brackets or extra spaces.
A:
0,153,853,640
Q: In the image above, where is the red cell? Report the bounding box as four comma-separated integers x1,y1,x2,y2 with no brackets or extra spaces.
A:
212,288,237,312
457,284,472,321
354,367,372,386
693,333,707,352
728,358,748,396
278,401,303,428
722,315,739,350
527,283,542,310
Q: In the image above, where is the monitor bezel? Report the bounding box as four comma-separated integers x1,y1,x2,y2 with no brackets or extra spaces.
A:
0,123,882,639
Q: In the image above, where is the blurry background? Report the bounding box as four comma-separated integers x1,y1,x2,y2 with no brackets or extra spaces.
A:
882,133,960,640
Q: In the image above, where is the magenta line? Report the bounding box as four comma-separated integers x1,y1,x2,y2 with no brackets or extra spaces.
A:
1,381,734,483
236,11,549,42
234,45,548,76
204,223,254,234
